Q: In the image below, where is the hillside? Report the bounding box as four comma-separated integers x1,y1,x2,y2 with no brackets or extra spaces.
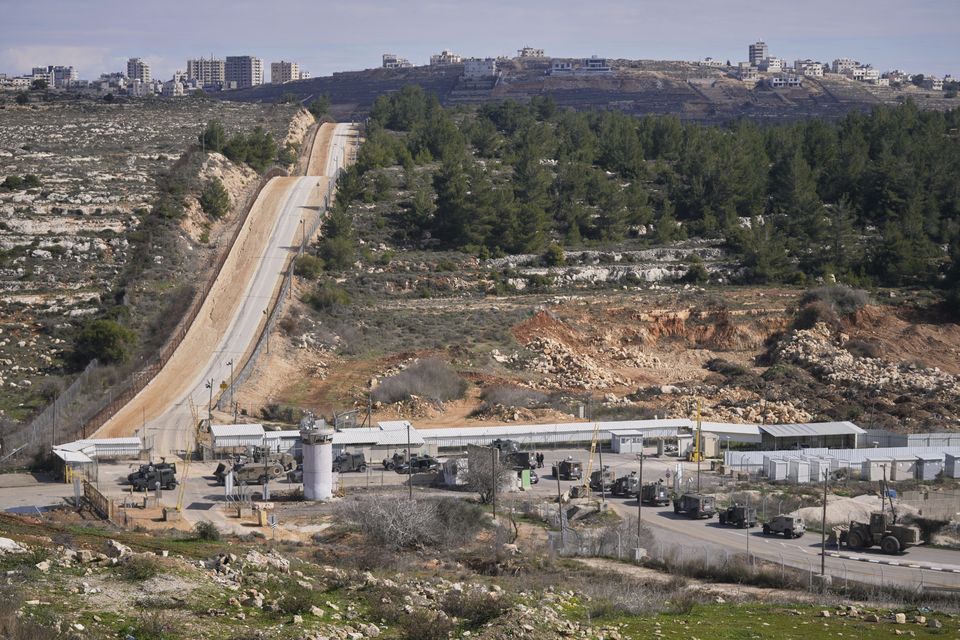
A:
221,59,956,124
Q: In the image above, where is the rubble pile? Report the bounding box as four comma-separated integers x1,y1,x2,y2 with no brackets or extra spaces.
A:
524,337,629,390
776,323,960,395
661,388,813,424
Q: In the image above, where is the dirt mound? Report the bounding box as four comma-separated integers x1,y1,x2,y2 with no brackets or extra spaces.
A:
512,310,584,345
628,309,689,343
847,305,960,375
692,310,766,351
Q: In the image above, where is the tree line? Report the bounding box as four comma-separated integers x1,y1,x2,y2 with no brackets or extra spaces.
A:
345,86,959,295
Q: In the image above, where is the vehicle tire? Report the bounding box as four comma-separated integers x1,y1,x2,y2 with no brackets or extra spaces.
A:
794,531,804,538
762,525,770,535
719,513,726,525
881,535,901,555
358,465,366,473
385,462,394,471
674,505,680,514
846,530,864,549
783,529,792,538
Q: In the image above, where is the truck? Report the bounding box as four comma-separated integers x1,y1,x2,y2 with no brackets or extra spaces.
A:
504,451,536,470
394,455,441,475
129,465,177,491
382,452,407,470
672,493,717,518
332,452,367,473
718,504,758,528
215,452,296,486
762,514,805,538
491,439,520,453
127,461,176,484
640,482,671,506
588,465,616,492
611,473,641,497
836,512,920,554
551,459,583,481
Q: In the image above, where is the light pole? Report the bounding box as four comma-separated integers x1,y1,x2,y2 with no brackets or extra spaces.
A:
407,422,412,501
204,379,213,422
227,359,234,421
636,439,644,546
820,468,828,581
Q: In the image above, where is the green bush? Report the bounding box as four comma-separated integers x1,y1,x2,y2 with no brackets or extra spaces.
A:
118,555,161,581
71,318,135,368
371,358,467,404
199,121,225,153
193,520,221,541
542,242,565,267
294,254,325,279
317,236,355,271
303,279,351,311
199,178,231,219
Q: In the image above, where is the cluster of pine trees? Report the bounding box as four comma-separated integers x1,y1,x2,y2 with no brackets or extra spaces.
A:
345,86,959,293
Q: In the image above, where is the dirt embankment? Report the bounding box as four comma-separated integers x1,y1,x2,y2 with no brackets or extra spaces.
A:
181,153,259,243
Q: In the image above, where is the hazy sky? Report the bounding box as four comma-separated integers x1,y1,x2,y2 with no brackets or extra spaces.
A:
1,0,958,80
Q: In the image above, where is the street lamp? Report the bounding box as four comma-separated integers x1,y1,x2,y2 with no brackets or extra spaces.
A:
226,359,235,422
204,379,214,422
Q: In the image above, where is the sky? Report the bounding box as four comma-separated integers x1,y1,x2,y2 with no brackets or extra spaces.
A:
1,0,958,80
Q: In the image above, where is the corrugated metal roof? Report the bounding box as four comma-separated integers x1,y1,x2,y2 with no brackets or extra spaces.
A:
378,420,412,431
263,430,301,439
420,419,691,441
759,422,865,438
332,426,424,447
53,449,93,464
375,429,425,446
699,422,762,436
211,424,265,438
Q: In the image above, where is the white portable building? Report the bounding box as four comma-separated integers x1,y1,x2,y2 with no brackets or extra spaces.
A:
862,457,892,482
766,457,789,481
788,458,811,484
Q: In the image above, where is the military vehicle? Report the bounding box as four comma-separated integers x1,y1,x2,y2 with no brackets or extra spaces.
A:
215,452,296,486
672,493,717,518
382,452,407,470
551,459,583,481
287,464,303,483
127,461,176,484
640,482,671,506
718,504,758,528
394,455,441,474
611,473,641,497
762,514,805,538
837,512,920,554
588,465,616,492
129,465,177,491
504,450,536,470
517,468,539,485
491,439,520,453
332,452,367,473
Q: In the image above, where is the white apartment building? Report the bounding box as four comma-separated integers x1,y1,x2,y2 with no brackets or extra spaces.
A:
430,50,462,66
922,77,944,91
582,56,612,72
382,53,412,69
225,56,263,89
186,57,225,86
768,74,803,88
832,58,859,74
32,65,78,88
795,59,824,77
759,57,783,73
271,60,302,84
550,60,573,74
517,47,545,58
737,63,759,82
463,58,498,79
699,57,726,67
126,58,151,83
748,41,768,66
161,80,185,97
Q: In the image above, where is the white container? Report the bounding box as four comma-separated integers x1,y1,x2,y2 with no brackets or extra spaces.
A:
788,458,810,484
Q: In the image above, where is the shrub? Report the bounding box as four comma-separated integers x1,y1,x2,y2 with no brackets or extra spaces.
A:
118,555,161,581
542,242,565,267
397,610,455,640
478,386,548,412
14,93,28,105
317,236,355,271
371,358,467,404
199,121,225,153
194,520,221,541
681,258,709,283
440,589,511,628
799,285,870,316
294,254,324,279
338,496,487,552
199,177,230,219
303,279,351,311
791,301,841,331
70,318,135,368
844,338,880,359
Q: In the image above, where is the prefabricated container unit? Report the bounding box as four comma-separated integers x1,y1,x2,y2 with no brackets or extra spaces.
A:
766,457,789,481
808,457,833,482
889,457,918,482
915,456,943,481
788,458,811,484
862,458,892,482
946,454,960,479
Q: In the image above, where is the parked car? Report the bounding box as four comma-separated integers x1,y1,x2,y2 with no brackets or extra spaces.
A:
394,455,441,474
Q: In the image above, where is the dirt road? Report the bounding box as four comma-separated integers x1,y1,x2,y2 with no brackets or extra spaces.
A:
94,123,355,454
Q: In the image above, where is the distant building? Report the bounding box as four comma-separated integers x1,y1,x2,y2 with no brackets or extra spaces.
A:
922,76,944,91
517,47,545,58
270,60,304,84
127,78,152,97
759,57,783,73
794,59,825,77
699,57,725,67
97,72,127,92
547,57,612,75
737,62,759,82
186,57,225,86
832,58,859,74
883,69,911,85
126,58,151,83
32,65,78,88
463,57,498,79
430,50,462,66
767,74,803,88
550,60,573,74
382,53,412,69
748,40,768,66
582,56,612,72
225,56,263,89
161,79,184,97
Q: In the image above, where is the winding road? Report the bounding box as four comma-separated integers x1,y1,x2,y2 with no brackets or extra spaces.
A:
94,122,357,455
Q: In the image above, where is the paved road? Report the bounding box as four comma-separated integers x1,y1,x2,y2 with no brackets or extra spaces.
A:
93,123,356,456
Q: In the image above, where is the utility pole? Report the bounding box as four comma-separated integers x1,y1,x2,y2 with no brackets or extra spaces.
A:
51,399,56,448
205,379,213,422
598,444,605,503
820,467,828,581
227,359,235,422
407,422,412,501
556,463,565,547
637,440,644,543
491,447,497,521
